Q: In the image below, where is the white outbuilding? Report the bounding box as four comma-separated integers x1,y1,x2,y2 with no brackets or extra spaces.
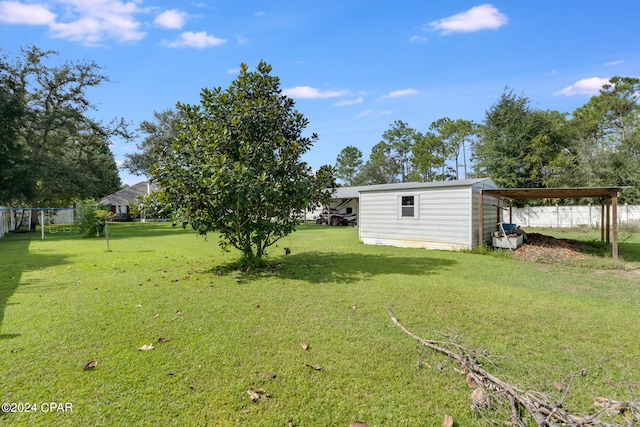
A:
358,178,499,250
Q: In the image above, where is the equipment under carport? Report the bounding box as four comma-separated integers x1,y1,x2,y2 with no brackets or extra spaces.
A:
492,222,524,250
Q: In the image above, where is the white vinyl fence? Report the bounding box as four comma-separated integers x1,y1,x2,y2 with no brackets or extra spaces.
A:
0,207,10,239
0,207,76,239
510,204,640,228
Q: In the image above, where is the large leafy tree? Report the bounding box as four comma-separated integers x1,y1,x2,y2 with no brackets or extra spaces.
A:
0,46,126,226
353,141,401,185
380,120,416,182
151,61,332,266
565,76,640,201
0,58,26,204
410,131,446,182
334,145,363,186
354,120,419,185
473,88,564,188
122,109,183,176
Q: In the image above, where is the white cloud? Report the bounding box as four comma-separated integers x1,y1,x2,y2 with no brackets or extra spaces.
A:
410,35,427,43
0,0,146,44
554,77,610,96
0,1,56,25
383,88,419,98
255,11,265,17
334,97,363,106
155,9,187,29
226,68,240,74
357,109,392,118
282,86,348,99
166,31,227,48
429,4,508,34
604,60,623,66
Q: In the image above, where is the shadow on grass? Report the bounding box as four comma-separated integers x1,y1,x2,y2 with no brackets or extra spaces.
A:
620,241,640,263
568,238,640,265
0,231,71,339
211,250,458,284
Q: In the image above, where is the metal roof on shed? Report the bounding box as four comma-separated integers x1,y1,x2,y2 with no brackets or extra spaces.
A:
357,178,496,193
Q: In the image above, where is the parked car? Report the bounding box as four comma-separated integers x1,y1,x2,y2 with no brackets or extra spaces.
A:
315,209,357,226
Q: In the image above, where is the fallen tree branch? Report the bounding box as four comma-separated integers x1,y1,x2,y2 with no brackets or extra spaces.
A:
387,307,636,427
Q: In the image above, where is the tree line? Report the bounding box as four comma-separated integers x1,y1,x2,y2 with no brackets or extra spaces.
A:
0,46,127,228
334,78,640,204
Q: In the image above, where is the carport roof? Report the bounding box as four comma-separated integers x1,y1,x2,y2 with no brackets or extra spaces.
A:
482,186,629,200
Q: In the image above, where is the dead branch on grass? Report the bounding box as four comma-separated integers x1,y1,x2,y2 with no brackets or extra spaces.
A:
387,308,638,426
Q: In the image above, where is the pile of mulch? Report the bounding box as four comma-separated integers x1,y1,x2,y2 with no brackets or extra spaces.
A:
513,232,595,262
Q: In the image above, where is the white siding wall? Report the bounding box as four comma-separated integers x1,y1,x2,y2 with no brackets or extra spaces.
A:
359,186,475,250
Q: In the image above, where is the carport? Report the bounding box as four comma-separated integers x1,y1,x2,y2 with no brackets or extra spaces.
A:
478,186,629,264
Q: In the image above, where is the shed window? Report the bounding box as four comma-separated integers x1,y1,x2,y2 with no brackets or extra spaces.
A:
401,196,415,217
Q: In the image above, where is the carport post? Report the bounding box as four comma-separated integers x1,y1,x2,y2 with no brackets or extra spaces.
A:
600,198,605,242
509,199,512,224
606,197,611,247
478,190,484,249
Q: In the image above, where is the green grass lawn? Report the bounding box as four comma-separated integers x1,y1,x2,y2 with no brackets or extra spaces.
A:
1,223,639,426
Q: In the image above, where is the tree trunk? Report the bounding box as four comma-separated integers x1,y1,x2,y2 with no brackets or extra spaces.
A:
30,199,39,231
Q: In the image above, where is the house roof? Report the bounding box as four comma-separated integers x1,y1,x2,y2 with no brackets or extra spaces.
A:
99,181,150,206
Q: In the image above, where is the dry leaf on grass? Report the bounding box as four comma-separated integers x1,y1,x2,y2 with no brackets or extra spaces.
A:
247,388,271,403
137,344,155,351
441,414,453,427
553,382,565,391
471,386,490,408
157,337,170,343
83,360,98,370
247,389,260,402
348,422,369,427
350,305,357,310
466,374,478,388
176,310,184,315
11,347,22,353
306,364,322,371
300,342,309,350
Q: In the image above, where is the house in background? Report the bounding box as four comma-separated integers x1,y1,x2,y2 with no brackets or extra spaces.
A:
99,181,151,221
358,178,499,250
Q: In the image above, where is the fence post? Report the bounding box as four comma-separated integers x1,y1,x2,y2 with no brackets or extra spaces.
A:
0,208,5,239
626,203,629,223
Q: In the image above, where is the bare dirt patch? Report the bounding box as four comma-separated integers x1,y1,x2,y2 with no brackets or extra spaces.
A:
512,233,594,262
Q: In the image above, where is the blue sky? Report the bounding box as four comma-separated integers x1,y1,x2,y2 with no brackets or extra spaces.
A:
1,1,639,186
